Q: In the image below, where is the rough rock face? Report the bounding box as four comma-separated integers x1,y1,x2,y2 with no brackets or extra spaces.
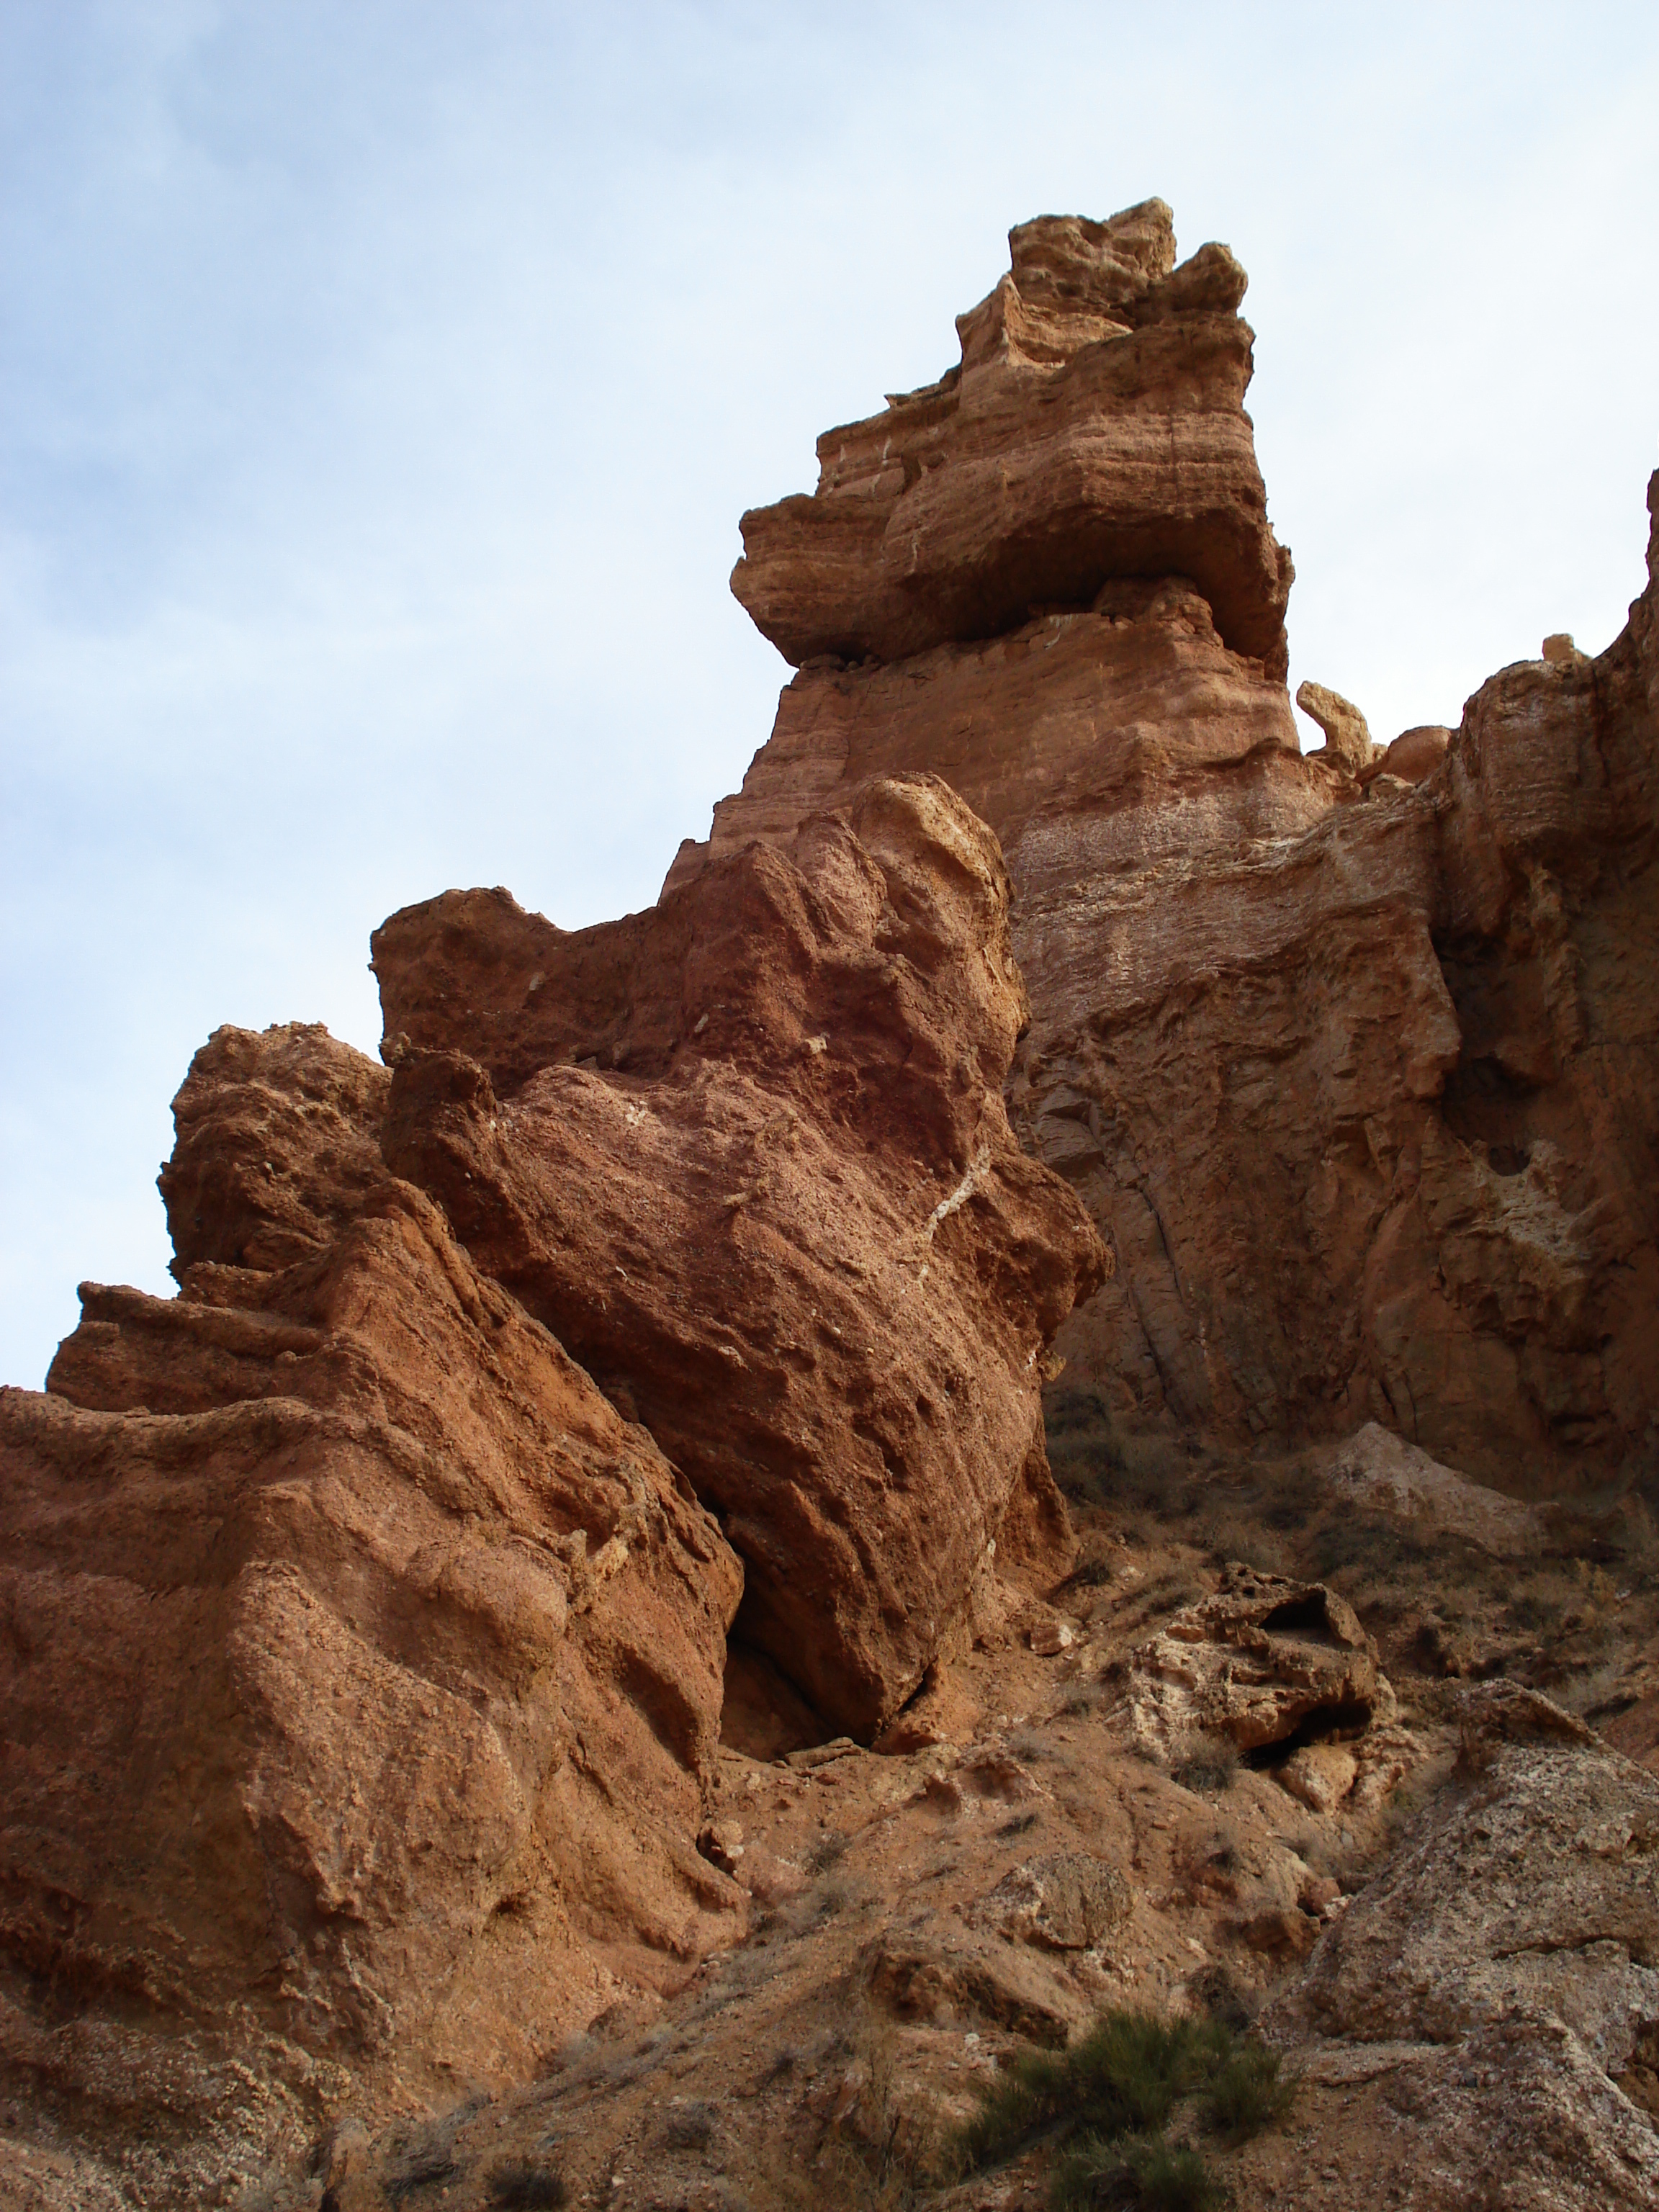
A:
1264,1683,1659,2209
729,202,1292,679
0,1027,746,2196
675,197,1659,1498
1121,1565,1385,1761
1323,1421,1543,1555
373,775,1105,1737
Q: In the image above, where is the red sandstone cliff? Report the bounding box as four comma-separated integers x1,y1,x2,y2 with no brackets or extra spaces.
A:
0,781,1101,2197
372,773,1105,1737
674,207,1659,1501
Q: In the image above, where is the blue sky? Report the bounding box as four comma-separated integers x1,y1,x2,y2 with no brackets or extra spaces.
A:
4,0,1657,1386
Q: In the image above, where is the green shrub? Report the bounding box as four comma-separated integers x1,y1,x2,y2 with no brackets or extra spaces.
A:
1202,2040,1294,2139
956,2010,1208,2170
954,2005,1293,2203
1121,2135,1224,2211
1051,2131,1221,2212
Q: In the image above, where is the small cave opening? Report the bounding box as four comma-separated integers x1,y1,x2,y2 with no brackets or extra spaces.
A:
1242,1699,1375,1771
1259,1592,1335,1637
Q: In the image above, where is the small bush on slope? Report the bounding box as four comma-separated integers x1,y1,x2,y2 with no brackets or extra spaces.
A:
950,2006,1293,2208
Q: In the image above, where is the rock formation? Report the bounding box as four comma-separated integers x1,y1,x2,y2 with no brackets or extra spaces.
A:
729,201,1292,678
372,773,1104,1737
673,202,1659,1501
1121,1566,1385,1763
4,197,1656,2212
1,1026,749,2196
1263,1683,1659,2209
0,782,1102,2198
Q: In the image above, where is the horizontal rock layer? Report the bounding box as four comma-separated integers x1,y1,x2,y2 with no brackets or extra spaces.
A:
2,1087,744,2190
731,202,1292,678
691,241,1659,1498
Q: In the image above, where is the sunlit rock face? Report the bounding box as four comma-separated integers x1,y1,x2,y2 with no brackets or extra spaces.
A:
675,200,1659,1499
0,769,1108,2196
1,1025,747,2194
729,201,1293,679
374,773,1106,1740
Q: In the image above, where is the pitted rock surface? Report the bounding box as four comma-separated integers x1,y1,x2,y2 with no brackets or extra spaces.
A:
979,1851,1133,1951
1262,1683,1659,2210
1123,1565,1384,1759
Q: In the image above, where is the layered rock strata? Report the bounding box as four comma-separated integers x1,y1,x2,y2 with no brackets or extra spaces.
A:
729,200,1292,677
0,1026,746,2195
674,200,1659,1497
0,780,1104,2193
373,773,1105,1736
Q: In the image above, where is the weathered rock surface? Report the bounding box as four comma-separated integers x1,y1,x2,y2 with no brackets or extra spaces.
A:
0,1026,747,2199
729,201,1292,678
0,775,1106,2200
1295,677,1372,774
1121,1565,1384,1761
977,1851,1132,1951
1264,1683,1659,2208
678,193,1659,1499
374,775,1105,1738
1323,1420,1544,1554
1362,721,1451,788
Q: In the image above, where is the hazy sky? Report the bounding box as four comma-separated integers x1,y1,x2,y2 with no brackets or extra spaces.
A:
4,1,1657,1388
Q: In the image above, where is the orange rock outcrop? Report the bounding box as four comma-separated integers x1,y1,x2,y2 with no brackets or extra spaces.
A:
675,205,1659,1499
1,1027,747,2189
373,774,1105,1736
730,200,1292,678
0,781,1101,2192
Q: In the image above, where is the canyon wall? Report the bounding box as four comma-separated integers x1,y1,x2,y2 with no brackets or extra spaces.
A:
672,202,1659,1498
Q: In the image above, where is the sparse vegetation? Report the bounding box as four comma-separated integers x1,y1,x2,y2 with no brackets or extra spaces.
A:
1043,1391,1205,1519
384,2128,459,2202
485,2160,568,2209
660,2100,715,2152
1170,1737,1238,1794
1204,2037,1295,2139
806,1828,850,1874
1053,2131,1223,2211
950,2006,1293,2208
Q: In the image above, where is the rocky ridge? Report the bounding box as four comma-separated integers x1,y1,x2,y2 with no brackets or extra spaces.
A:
675,206,1659,1503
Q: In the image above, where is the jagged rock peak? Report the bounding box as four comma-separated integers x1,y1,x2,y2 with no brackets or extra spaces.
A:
731,197,1290,679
